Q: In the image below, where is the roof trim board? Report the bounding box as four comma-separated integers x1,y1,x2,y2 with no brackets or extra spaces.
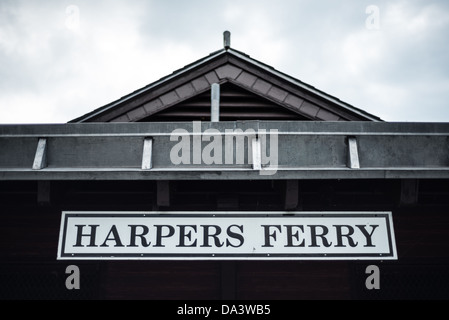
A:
225,51,378,121
70,49,228,123
71,48,382,123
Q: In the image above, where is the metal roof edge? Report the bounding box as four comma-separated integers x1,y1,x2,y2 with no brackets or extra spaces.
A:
226,49,383,122
71,47,382,123
70,49,228,123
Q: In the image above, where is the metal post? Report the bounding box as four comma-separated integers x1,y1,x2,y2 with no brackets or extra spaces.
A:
223,31,231,50
252,136,262,170
141,138,153,170
347,136,360,169
211,83,220,122
32,138,48,170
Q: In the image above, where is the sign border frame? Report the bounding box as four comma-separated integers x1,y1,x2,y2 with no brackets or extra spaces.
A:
57,211,397,261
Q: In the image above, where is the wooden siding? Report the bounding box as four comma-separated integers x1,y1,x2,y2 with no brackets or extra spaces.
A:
102,261,221,300
108,64,343,123
139,83,309,122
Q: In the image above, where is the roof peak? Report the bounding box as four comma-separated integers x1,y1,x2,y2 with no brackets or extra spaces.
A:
223,31,231,50
70,38,382,123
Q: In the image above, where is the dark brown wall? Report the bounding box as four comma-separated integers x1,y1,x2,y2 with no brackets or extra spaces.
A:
1,179,448,300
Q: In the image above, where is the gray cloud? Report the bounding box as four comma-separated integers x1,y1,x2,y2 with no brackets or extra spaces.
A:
0,0,448,123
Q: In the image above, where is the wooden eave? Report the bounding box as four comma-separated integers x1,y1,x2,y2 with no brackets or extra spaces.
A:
70,48,382,123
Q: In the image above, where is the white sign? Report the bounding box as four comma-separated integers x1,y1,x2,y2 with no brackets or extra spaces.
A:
57,212,397,260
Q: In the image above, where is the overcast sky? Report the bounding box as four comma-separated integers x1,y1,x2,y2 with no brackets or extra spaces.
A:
1,0,448,124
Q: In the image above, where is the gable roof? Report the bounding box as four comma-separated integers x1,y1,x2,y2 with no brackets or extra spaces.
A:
70,48,382,123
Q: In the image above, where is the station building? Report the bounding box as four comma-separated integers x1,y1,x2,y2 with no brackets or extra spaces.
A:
1,33,448,300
